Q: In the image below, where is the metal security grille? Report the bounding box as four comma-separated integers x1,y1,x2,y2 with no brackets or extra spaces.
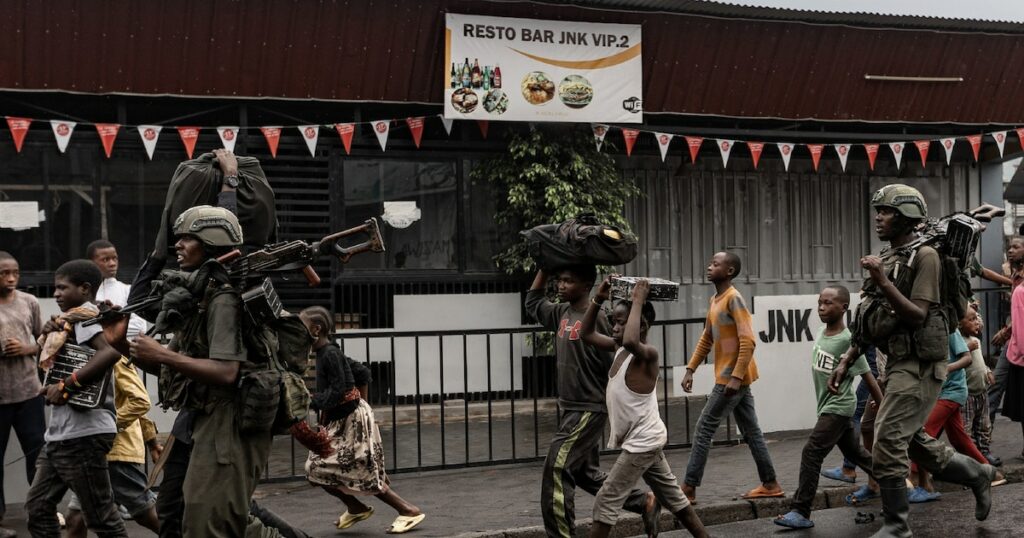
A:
240,132,335,313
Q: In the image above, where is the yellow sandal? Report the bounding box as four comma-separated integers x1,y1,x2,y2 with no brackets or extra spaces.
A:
336,507,374,530
386,513,425,534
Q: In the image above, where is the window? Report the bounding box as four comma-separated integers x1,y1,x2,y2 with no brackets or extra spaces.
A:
463,161,519,272
342,159,458,270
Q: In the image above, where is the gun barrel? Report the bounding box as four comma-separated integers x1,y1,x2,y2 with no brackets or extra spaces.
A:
81,296,162,327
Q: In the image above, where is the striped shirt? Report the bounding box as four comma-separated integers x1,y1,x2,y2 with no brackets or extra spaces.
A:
686,286,759,386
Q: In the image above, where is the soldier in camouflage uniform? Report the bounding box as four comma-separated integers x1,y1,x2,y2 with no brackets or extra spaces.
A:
129,206,288,538
830,185,996,538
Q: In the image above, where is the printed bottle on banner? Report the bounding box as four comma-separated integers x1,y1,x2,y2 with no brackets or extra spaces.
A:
483,66,491,91
493,64,502,88
450,63,458,89
461,58,471,88
471,58,482,88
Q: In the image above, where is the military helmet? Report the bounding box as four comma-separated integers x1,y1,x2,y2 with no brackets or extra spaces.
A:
871,184,928,220
172,205,243,247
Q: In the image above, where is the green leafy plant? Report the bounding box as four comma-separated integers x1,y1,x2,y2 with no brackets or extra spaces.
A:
471,126,640,275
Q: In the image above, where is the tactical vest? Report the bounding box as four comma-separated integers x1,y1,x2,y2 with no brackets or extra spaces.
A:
851,246,952,362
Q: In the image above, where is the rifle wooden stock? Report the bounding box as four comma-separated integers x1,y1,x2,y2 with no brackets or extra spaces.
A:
217,249,243,264
302,265,321,286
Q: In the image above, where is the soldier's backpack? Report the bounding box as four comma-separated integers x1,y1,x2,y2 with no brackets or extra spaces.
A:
238,306,314,435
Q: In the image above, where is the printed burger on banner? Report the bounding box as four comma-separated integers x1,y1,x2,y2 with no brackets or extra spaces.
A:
444,14,642,123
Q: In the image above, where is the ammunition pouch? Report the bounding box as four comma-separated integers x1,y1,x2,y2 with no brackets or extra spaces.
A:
275,371,312,435
237,369,281,434
853,296,900,349
913,309,950,362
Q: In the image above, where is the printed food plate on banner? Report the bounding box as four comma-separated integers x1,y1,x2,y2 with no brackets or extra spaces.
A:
444,13,642,123
558,75,593,108
483,89,509,114
451,88,479,113
521,72,555,105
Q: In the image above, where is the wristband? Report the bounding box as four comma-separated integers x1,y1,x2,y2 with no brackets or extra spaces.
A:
591,297,606,306
69,371,83,389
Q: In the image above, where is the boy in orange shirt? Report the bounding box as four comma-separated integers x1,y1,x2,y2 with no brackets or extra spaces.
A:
680,252,783,503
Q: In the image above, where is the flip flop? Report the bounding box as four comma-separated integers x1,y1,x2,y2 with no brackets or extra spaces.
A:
740,485,785,499
991,477,1008,487
854,511,875,524
844,484,880,505
906,486,941,504
337,507,374,530
821,467,856,484
386,513,426,534
773,510,814,529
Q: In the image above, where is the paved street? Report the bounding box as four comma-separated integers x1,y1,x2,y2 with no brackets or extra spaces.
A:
656,482,1024,537
2,416,1020,537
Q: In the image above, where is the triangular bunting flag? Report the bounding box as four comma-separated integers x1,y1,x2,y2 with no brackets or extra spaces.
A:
1017,128,1024,152
940,138,955,165
834,144,851,171
913,140,930,168
260,127,281,158
622,129,640,157
177,127,200,158
777,142,794,171
477,120,489,139
863,143,879,171
992,131,1007,157
717,139,734,168
334,123,355,155
684,136,703,164
747,142,764,169
807,144,824,172
137,125,162,160
50,120,76,154
888,142,905,170
655,132,673,162
298,125,319,157
406,117,425,148
372,120,390,151
967,134,982,162
441,117,454,136
217,126,239,152
6,117,31,153
593,124,609,151
94,123,120,158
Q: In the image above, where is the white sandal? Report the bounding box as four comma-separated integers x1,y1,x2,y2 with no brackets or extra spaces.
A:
386,513,425,534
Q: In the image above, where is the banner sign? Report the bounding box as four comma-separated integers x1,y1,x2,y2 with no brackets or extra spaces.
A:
444,14,642,123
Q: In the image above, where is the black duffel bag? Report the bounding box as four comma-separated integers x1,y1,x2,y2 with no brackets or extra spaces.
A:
521,214,637,270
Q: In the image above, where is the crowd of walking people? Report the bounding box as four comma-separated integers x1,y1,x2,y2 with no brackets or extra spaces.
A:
1,163,1022,538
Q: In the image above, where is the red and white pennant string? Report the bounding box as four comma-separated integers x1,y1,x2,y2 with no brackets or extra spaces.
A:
5,114,1024,170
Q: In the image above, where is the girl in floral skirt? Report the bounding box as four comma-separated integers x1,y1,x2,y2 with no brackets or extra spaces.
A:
300,307,425,534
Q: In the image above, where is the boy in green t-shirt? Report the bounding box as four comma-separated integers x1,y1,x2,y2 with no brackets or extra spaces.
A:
775,285,884,529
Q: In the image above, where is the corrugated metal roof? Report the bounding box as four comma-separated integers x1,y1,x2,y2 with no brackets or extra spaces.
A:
538,0,1024,32
2,0,1024,124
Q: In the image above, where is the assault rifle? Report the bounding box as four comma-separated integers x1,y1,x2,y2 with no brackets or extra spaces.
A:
84,218,385,327
894,203,1004,271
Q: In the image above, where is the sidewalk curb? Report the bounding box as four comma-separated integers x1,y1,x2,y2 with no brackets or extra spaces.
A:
452,461,1024,538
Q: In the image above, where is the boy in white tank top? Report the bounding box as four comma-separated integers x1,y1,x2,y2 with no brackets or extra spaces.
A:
580,277,707,538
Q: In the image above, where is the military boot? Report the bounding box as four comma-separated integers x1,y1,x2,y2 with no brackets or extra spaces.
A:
932,453,996,521
870,478,912,538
